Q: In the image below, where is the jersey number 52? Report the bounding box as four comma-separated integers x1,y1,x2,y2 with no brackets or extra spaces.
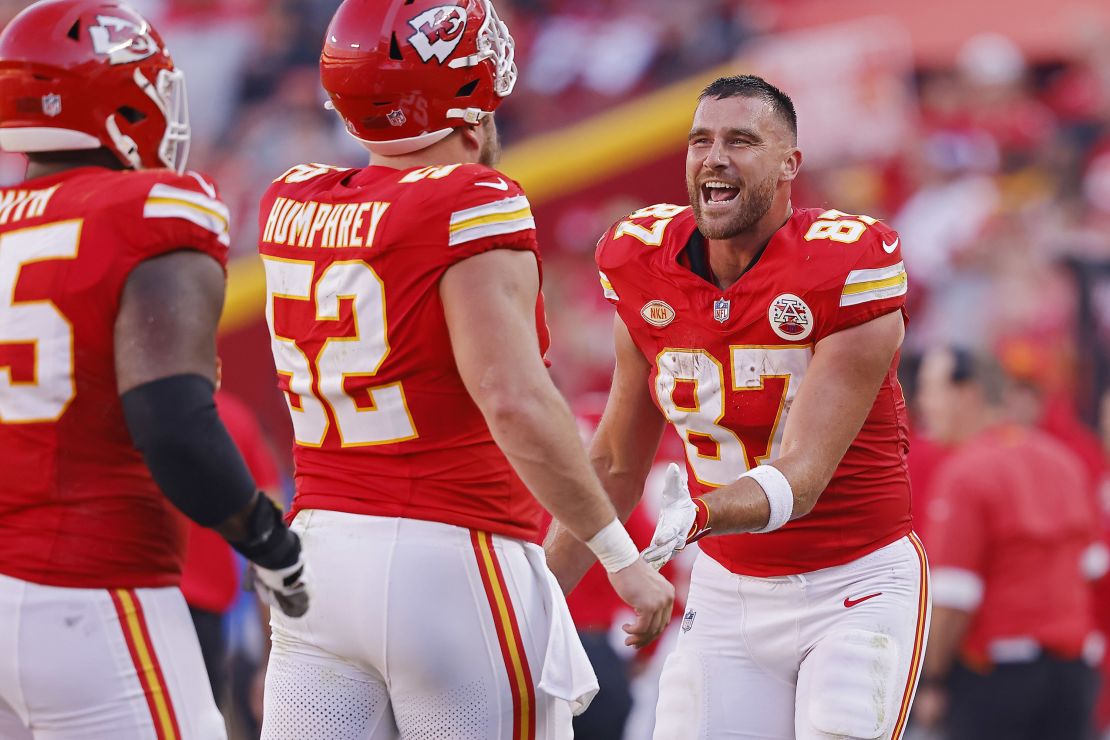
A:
263,257,417,447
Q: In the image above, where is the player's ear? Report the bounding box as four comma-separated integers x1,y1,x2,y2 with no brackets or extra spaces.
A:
780,147,802,183
458,125,483,159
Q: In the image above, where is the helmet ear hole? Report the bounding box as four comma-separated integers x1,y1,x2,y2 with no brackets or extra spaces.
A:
456,80,478,97
389,33,403,61
117,106,146,124
66,20,80,41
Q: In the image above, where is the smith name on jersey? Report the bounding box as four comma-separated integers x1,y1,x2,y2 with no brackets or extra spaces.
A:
259,162,549,541
597,205,911,576
0,167,230,589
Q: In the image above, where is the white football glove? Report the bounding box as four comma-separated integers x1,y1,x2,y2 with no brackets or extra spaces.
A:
641,463,697,571
249,557,309,619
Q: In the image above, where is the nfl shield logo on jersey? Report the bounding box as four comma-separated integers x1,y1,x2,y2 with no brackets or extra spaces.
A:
41,94,61,117
681,608,696,633
386,109,407,127
713,297,730,323
768,293,814,340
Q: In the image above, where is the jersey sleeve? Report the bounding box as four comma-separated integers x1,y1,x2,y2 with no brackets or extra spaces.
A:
127,170,231,269
593,207,662,307
827,222,907,335
595,230,621,306
443,167,538,265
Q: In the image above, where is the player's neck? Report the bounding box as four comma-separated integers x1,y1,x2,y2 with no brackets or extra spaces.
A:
25,149,125,181
369,134,477,171
705,200,793,290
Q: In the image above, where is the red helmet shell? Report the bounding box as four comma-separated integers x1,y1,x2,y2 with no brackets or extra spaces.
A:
321,0,516,155
0,0,189,171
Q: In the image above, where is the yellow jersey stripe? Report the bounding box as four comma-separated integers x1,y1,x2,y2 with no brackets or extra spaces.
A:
476,533,532,738
145,197,230,230
449,207,533,234
890,534,930,739
841,271,907,296
114,590,179,740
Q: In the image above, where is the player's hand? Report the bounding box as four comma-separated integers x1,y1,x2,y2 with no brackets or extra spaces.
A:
607,557,674,648
248,551,309,619
641,463,697,570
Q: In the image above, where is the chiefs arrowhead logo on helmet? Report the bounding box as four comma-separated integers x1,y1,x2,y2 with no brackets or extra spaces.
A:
88,14,160,65
407,6,468,64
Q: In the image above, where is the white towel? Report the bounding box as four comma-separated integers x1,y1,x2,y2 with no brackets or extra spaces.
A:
522,544,600,716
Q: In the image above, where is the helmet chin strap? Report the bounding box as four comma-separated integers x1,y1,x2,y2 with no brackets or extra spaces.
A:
358,128,455,156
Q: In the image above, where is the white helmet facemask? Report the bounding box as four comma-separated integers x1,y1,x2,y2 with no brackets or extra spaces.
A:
447,0,517,97
134,66,190,173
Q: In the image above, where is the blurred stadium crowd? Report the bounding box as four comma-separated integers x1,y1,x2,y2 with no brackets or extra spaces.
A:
4,0,1110,737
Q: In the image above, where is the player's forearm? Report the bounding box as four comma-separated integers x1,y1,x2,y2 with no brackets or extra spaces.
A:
544,437,652,593
695,454,830,535
481,384,617,543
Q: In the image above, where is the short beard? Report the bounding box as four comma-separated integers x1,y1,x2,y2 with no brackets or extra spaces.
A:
688,174,777,239
478,118,501,167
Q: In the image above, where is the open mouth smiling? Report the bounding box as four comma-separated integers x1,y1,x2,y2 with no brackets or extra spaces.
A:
701,180,741,205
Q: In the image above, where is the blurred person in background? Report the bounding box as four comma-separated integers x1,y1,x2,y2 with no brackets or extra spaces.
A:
180,380,285,710
546,74,928,740
256,0,672,737
914,346,1102,740
0,1,307,737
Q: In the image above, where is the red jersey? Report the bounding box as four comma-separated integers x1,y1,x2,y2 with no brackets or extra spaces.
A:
258,162,548,541
597,205,911,576
925,425,1097,662
0,166,230,589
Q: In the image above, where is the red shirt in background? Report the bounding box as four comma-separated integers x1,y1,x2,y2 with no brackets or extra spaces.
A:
925,424,1097,664
905,431,951,551
179,390,283,614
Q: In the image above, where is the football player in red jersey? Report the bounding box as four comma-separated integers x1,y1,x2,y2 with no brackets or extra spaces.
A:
256,1,673,738
0,2,307,737
545,75,931,739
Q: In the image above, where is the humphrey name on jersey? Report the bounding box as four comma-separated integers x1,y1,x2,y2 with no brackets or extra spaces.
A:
261,196,391,249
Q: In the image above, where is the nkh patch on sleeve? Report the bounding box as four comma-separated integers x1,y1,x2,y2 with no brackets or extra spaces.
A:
448,195,534,247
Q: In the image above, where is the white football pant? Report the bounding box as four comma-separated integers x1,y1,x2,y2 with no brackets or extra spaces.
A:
0,574,225,739
262,511,598,740
654,534,930,740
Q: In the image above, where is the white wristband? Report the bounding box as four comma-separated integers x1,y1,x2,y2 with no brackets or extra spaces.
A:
742,465,794,533
585,518,640,573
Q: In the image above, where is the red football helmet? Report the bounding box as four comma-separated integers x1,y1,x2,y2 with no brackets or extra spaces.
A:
321,0,517,155
0,0,189,172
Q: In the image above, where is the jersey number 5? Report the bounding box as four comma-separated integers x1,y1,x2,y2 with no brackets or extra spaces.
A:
0,220,81,424
263,257,417,447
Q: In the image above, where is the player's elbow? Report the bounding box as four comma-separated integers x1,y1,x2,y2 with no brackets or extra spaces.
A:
782,462,836,520
479,388,551,438
588,448,645,516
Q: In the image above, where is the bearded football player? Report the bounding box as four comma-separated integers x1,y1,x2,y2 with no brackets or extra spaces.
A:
256,1,672,737
0,1,308,737
546,75,930,740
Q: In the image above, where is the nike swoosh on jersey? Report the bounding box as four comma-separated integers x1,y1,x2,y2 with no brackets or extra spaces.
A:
843,592,883,608
882,238,899,253
474,178,509,191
